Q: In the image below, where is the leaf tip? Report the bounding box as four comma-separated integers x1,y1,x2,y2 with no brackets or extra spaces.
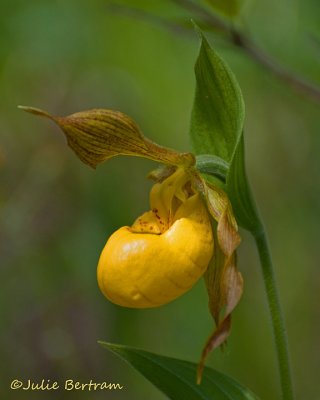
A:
191,20,207,45
191,19,201,35
97,340,111,347
98,341,121,352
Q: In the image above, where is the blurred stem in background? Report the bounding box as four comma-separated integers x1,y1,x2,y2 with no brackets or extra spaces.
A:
107,0,320,103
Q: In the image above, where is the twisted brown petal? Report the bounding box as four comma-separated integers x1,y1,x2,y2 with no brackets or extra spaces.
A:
195,174,243,384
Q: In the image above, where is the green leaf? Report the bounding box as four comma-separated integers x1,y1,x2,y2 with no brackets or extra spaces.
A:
99,342,261,400
226,134,262,234
190,31,245,164
191,30,261,234
204,0,243,18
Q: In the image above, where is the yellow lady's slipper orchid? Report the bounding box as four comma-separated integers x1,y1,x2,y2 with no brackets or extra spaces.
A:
97,168,214,308
20,105,243,382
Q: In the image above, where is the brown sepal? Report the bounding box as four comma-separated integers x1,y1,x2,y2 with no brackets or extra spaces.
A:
19,106,195,168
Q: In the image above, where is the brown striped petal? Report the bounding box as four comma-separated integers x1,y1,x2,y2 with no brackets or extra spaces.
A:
19,106,195,169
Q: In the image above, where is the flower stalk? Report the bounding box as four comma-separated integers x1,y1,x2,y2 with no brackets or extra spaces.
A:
254,227,294,400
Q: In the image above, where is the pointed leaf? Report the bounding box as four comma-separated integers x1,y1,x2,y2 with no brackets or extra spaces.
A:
100,342,260,400
190,31,244,163
190,32,261,235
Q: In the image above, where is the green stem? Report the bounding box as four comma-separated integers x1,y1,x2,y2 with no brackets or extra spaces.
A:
254,228,294,400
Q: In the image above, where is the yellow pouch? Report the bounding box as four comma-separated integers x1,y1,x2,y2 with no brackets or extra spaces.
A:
97,168,214,308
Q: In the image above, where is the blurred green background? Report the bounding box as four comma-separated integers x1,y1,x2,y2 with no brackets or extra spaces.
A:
1,0,319,399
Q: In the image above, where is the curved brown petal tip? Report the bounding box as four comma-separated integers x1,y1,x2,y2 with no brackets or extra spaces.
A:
196,314,232,385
